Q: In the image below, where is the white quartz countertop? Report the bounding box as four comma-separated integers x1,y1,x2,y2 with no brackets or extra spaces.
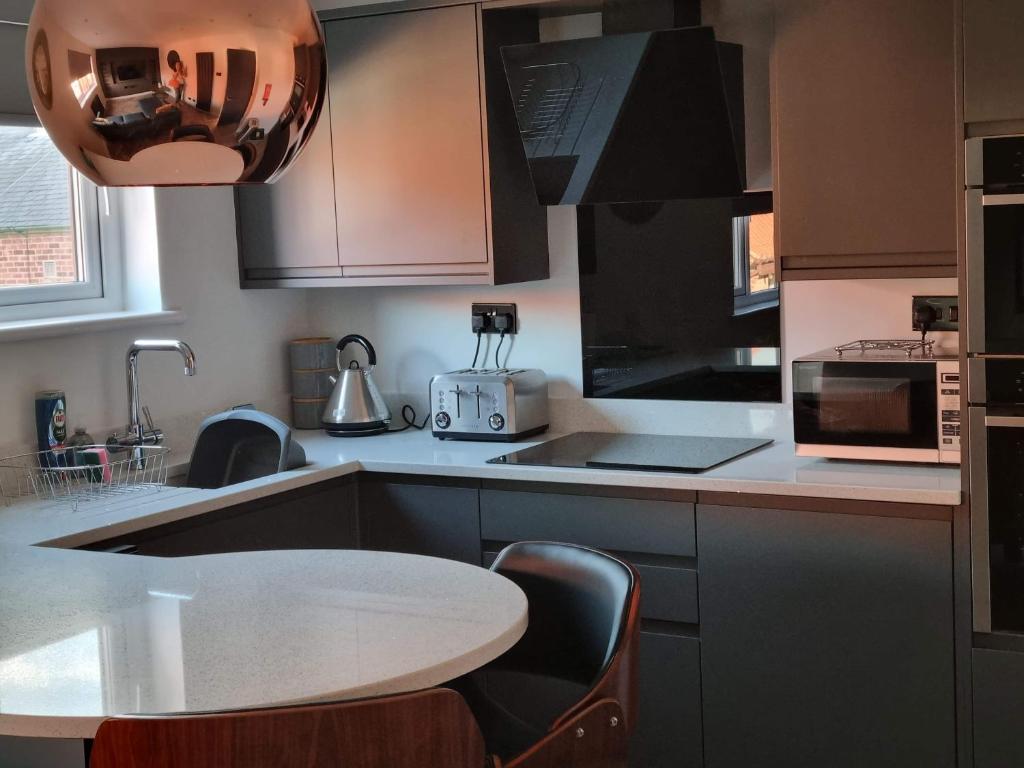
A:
0,429,961,549
0,546,527,739
0,427,960,740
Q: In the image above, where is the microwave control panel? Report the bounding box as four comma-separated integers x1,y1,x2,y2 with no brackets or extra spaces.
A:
937,361,961,463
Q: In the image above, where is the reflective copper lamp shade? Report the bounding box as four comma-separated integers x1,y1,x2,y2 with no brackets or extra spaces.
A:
26,0,327,186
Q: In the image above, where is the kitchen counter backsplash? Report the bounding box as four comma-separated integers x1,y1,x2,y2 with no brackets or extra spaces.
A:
388,391,793,441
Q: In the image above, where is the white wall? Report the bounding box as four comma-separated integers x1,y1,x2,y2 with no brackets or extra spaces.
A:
308,206,789,439
309,198,957,440
782,277,960,361
0,187,312,460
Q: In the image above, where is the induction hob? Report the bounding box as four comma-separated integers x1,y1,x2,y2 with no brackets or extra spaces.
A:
487,432,773,473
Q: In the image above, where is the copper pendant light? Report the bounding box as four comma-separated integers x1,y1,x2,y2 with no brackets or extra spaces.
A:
26,0,327,186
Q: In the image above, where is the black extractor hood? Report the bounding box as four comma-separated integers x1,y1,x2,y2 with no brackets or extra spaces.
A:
501,26,745,206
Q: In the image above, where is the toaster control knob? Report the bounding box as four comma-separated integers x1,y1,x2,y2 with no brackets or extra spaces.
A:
489,413,505,431
435,412,451,430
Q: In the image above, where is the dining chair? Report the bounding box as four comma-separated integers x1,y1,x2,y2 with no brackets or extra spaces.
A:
88,688,486,768
455,541,641,768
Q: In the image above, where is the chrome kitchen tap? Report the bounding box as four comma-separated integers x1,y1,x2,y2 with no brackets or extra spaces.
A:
108,340,196,453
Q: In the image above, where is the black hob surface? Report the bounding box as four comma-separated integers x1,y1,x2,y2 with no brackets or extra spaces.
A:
487,432,773,474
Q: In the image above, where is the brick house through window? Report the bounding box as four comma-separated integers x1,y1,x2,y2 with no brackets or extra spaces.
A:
0,128,80,289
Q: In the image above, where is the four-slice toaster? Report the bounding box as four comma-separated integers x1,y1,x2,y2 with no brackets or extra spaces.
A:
429,369,549,441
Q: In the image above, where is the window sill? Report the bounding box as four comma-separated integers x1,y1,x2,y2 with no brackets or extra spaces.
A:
0,310,186,343
734,295,780,317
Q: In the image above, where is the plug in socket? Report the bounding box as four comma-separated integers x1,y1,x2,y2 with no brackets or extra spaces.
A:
471,303,518,335
912,296,959,332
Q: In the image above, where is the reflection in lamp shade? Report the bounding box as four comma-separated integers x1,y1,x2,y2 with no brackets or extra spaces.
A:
26,0,327,187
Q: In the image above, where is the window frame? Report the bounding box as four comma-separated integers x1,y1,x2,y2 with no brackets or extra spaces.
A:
68,50,98,109
0,113,124,323
732,213,779,314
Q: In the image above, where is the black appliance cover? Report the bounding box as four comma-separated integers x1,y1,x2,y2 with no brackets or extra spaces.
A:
501,26,745,205
488,432,772,473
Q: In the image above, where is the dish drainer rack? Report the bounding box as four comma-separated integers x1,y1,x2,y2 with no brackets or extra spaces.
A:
0,445,170,509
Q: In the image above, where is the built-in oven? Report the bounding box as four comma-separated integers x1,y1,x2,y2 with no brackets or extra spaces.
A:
966,137,1024,636
966,136,1024,356
793,345,960,464
969,358,1024,634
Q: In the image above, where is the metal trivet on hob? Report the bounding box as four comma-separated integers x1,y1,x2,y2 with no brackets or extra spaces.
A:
834,338,935,358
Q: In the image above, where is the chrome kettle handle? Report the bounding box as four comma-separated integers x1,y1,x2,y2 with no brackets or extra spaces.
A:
336,334,377,373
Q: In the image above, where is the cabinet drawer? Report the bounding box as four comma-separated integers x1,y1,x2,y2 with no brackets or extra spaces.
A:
636,564,698,625
480,490,696,557
484,549,698,625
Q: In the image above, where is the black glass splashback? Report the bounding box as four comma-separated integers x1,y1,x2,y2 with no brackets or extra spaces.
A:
579,195,782,403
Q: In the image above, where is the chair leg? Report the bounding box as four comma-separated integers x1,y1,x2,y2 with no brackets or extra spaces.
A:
503,699,628,768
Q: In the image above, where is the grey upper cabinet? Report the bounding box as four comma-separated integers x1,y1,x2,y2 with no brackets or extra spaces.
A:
774,0,958,279
697,504,955,768
235,115,339,277
326,5,488,273
964,0,1024,125
236,5,548,288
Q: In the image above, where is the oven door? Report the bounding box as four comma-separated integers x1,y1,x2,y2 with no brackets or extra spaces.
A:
966,188,1024,355
970,407,1024,635
793,361,939,461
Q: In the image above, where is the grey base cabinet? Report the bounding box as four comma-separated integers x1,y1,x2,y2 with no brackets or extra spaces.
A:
0,737,85,768
358,478,481,565
634,631,703,768
973,647,1024,768
81,480,359,557
697,504,955,768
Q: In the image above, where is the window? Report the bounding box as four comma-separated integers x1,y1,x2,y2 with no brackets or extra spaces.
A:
68,50,98,108
0,119,123,322
733,212,778,313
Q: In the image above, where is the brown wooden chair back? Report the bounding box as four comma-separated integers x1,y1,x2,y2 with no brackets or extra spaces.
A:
89,688,485,768
488,541,641,734
463,542,641,768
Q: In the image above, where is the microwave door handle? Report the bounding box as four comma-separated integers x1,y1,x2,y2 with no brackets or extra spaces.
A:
970,407,993,634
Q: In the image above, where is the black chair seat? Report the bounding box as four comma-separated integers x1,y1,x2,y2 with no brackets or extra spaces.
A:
455,541,638,764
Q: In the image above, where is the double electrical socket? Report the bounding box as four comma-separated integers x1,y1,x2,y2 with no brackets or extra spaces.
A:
912,296,959,332
471,303,518,335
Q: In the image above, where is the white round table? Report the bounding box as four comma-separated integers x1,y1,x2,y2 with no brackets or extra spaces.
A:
0,545,528,739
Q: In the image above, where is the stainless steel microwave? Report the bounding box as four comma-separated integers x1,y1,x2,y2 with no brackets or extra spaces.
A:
793,345,961,464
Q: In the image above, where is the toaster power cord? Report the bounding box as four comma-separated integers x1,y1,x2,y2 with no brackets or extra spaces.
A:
388,404,430,433
471,329,483,369
494,330,507,370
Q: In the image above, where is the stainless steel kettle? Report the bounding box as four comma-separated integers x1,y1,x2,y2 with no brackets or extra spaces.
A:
321,335,392,437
